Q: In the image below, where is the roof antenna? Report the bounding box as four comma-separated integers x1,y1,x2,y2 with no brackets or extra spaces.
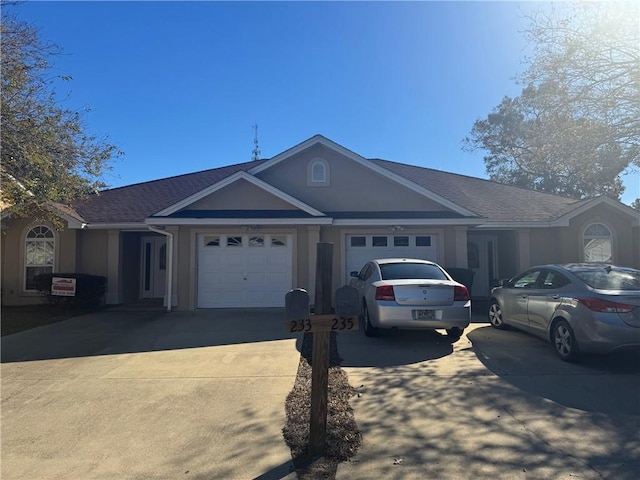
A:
251,124,261,161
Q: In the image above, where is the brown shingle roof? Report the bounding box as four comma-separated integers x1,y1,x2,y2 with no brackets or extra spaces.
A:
72,153,585,225
73,161,260,223
370,159,581,223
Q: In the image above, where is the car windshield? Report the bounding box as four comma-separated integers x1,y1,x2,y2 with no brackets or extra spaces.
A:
573,268,640,290
380,263,448,281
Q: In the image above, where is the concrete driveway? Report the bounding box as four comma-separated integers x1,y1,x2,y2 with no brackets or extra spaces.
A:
337,323,640,479
1,306,300,480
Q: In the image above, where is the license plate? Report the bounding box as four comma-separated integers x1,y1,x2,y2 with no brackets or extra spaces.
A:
415,310,435,320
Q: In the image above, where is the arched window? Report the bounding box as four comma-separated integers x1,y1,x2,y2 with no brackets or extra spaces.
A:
583,223,612,263
24,225,55,291
308,159,329,186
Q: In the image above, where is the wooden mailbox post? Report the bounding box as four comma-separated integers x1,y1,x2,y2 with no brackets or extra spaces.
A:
285,243,360,457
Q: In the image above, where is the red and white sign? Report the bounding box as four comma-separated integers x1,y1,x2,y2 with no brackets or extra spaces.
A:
51,277,76,297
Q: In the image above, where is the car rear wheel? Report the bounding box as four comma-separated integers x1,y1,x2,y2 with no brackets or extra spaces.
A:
362,303,379,337
488,301,506,329
446,327,464,339
552,319,580,362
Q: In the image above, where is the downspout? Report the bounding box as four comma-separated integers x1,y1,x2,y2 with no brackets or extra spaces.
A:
147,225,173,312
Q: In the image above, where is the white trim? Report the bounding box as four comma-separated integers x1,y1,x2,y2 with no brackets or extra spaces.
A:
332,218,482,226
551,196,640,227
148,226,174,312
146,217,333,226
307,158,330,186
81,223,149,230
153,171,326,217
248,135,477,217
59,214,85,229
473,222,554,229
22,223,57,292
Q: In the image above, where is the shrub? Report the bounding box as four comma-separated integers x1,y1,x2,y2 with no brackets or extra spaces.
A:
34,273,107,307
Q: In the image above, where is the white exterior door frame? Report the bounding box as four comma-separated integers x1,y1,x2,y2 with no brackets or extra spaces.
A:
140,236,166,299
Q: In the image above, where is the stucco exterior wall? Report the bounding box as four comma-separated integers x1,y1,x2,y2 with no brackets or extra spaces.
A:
187,180,297,211
530,228,564,266
257,144,449,213
121,232,142,304
77,230,109,276
178,226,193,311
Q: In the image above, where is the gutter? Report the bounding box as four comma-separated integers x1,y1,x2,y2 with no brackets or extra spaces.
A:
147,225,174,312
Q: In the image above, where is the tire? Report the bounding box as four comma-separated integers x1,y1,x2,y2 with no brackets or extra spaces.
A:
362,303,379,337
552,319,580,362
488,301,506,329
446,327,464,339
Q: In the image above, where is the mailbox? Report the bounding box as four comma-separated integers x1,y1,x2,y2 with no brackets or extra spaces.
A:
335,285,360,317
285,288,310,320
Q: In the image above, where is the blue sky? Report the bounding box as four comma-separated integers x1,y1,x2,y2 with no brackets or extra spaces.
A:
9,1,639,205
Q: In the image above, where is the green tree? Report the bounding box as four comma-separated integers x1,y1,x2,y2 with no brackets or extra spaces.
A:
1,14,121,223
465,3,639,199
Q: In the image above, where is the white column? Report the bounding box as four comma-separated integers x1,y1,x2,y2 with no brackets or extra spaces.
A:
166,226,179,308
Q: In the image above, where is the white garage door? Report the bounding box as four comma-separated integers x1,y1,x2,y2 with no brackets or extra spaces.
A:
345,234,438,282
197,233,293,308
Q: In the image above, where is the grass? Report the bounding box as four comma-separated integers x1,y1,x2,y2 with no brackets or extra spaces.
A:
1,303,103,336
283,331,362,479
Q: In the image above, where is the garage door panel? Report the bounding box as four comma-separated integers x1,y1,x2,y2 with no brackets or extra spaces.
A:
345,234,438,283
269,272,288,283
197,233,292,308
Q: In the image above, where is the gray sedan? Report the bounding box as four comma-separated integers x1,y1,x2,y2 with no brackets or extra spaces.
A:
349,258,471,338
488,263,640,361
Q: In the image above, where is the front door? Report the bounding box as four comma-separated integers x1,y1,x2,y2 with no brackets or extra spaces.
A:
141,236,166,299
467,234,498,298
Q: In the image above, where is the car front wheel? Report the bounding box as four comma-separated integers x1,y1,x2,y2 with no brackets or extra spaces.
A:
488,301,506,329
552,319,580,362
362,303,379,337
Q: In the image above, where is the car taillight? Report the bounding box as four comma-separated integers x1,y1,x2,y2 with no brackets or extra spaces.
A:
375,285,395,301
577,298,635,313
454,285,470,302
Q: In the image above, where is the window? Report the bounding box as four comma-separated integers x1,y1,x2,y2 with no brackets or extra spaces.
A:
416,236,431,247
227,236,242,247
541,271,569,289
357,263,372,280
583,223,612,262
380,262,447,281
204,235,220,246
393,236,409,247
350,236,366,247
308,159,329,186
271,235,287,247
512,270,541,289
24,225,55,291
372,236,387,247
249,236,264,247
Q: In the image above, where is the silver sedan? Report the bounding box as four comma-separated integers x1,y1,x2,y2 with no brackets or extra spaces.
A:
488,263,640,361
349,258,471,338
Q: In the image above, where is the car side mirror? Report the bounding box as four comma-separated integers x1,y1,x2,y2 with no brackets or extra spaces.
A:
350,271,359,278
500,279,510,288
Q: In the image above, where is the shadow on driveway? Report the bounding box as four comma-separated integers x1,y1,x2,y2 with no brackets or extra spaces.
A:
467,325,640,416
1,306,298,363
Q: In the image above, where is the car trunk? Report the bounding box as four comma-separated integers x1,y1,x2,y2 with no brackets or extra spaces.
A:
387,280,455,306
